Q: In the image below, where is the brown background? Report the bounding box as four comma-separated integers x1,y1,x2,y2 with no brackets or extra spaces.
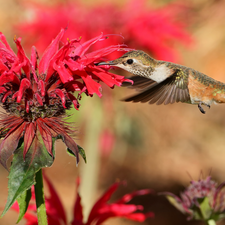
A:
1,0,225,224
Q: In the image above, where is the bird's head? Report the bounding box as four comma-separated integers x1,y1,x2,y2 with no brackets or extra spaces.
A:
97,50,157,76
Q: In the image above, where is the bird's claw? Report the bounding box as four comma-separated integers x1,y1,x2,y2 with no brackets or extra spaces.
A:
198,102,210,114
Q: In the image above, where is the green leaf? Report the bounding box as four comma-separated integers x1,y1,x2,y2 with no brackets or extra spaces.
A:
199,197,212,220
1,134,55,218
67,145,87,163
165,195,188,214
16,188,31,223
77,145,87,163
206,219,217,225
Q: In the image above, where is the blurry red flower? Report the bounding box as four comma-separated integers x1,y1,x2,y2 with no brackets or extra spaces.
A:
15,0,193,62
12,176,154,225
99,129,115,157
0,28,131,169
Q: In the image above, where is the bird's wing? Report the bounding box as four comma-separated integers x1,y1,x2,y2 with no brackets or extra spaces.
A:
122,76,157,90
122,71,190,105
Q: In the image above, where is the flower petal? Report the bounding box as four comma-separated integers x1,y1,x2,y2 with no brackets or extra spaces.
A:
2,91,12,102
122,212,154,222
87,67,127,88
44,174,67,224
54,89,66,108
34,93,43,106
0,59,9,72
116,189,152,204
23,122,36,158
36,118,53,155
0,121,25,170
14,37,35,81
0,32,16,55
53,60,73,83
38,80,45,96
31,46,38,71
61,133,79,165
17,78,31,103
83,44,130,62
69,33,107,57
161,192,193,215
0,86,7,94
39,28,66,75
87,182,120,224
213,181,225,212
67,93,79,110
0,71,20,86
75,71,102,97
72,178,83,225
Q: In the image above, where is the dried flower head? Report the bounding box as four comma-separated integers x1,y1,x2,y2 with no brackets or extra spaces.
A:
163,176,225,222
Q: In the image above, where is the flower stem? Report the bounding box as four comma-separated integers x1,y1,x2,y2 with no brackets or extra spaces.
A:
34,169,48,225
206,219,217,225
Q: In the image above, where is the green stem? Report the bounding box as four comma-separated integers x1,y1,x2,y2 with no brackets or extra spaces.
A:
34,169,48,225
206,219,217,225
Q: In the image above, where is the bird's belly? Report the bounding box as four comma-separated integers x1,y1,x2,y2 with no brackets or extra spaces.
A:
188,75,214,105
189,96,214,105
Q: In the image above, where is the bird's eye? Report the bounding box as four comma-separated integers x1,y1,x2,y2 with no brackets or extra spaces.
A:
126,59,133,65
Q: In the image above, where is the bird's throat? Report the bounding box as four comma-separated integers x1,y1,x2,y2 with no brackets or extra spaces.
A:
147,64,174,83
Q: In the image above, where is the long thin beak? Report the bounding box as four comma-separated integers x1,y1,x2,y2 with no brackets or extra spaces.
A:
95,60,116,66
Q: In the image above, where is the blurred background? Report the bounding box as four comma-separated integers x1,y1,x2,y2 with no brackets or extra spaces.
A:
1,0,225,224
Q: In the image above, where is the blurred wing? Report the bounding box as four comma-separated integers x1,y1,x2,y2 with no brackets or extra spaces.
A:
122,76,157,90
122,72,190,105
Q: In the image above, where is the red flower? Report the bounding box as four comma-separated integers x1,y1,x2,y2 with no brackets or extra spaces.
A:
99,129,115,157
15,0,193,62
12,176,154,225
0,28,131,169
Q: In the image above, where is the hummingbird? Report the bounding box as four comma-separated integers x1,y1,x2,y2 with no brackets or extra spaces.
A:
97,50,225,114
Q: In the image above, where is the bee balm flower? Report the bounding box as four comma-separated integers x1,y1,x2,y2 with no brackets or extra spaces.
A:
0,28,131,169
12,176,154,225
